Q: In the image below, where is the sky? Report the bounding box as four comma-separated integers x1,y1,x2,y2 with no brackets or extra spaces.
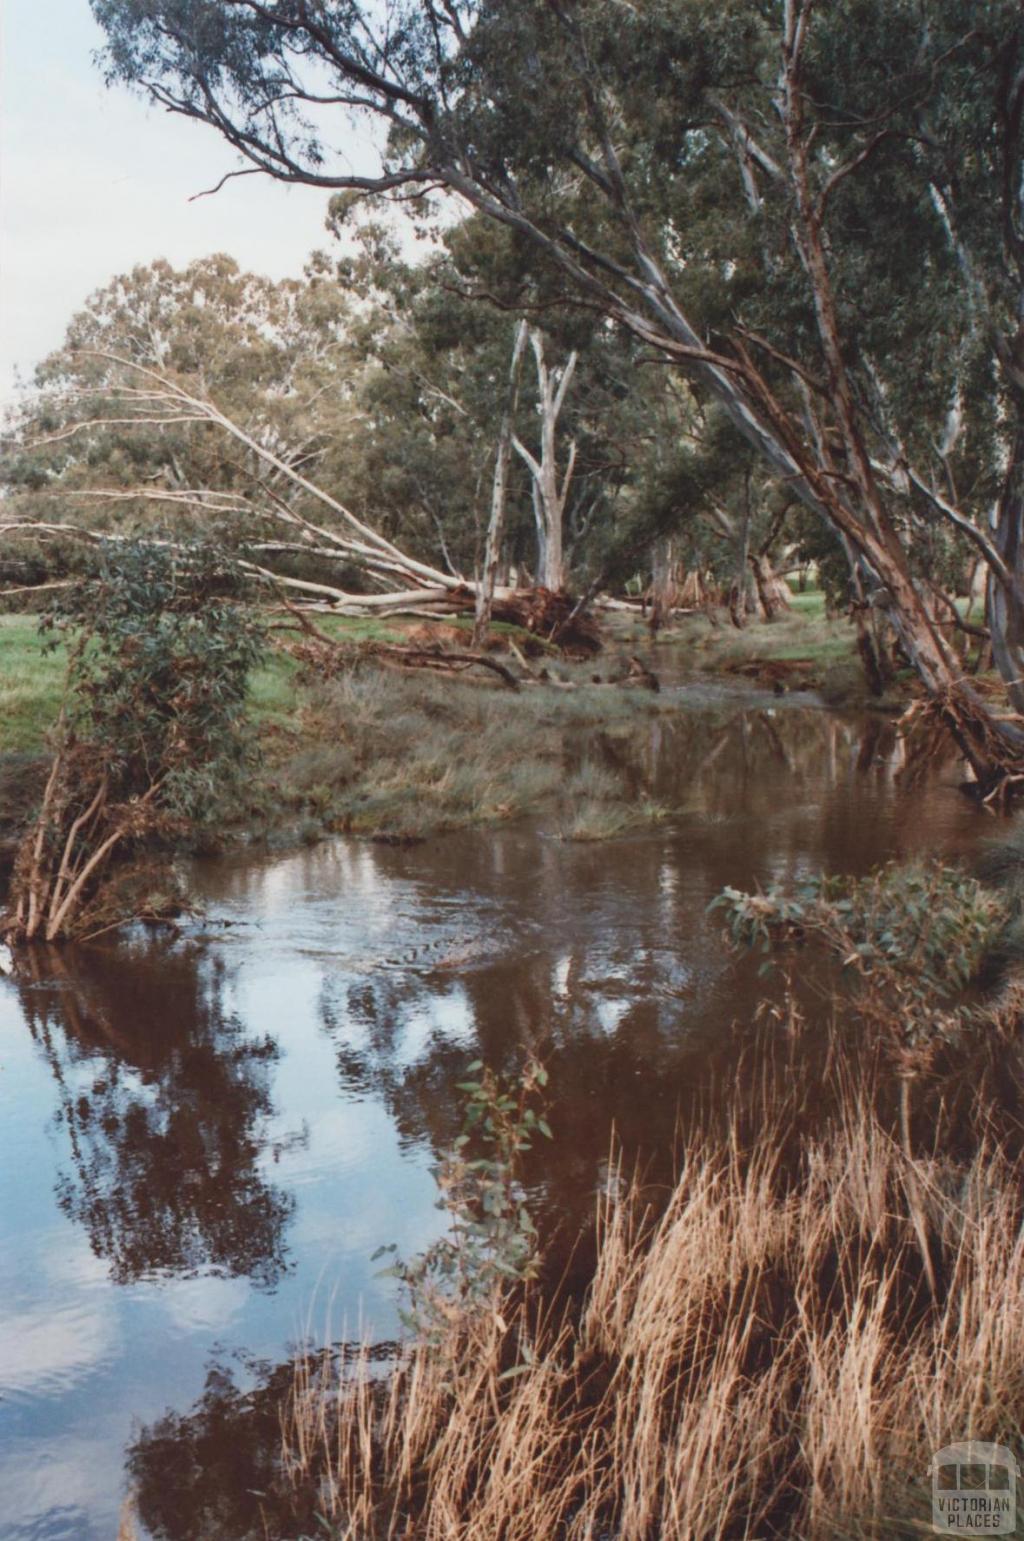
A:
0,0,380,403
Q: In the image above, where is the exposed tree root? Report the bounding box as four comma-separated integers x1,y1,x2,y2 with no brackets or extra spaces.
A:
1,745,163,943
900,686,1024,802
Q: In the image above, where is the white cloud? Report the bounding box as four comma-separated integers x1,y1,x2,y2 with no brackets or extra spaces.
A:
0,1228,118,1394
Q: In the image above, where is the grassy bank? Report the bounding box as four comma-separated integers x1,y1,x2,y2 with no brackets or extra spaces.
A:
0,615,68,754
0,612,674,853
1,598,851,760
255,664,672,844
0,593,886,855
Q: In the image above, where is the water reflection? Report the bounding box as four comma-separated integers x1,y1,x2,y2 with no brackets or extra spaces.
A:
11,943,298,1287
126,1352,309,1541
125,1343,398,1541
0,696,984,1540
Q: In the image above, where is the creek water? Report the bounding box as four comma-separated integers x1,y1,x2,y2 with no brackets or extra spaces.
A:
0,686,985,1539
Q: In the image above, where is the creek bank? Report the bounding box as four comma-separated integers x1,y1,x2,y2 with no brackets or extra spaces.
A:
240,660,676,849
0,593,977,920
0,644,676,923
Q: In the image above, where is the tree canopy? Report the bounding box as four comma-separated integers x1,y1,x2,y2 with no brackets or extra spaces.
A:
0,0,1019,783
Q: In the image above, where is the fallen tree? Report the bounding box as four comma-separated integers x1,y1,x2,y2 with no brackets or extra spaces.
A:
5,352,602,654
278,598,643,691
82,0,1024,791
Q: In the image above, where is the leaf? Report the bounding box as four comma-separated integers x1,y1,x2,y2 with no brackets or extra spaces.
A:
498,1363,534,1382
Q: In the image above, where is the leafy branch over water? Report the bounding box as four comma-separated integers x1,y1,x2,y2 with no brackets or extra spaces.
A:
712,862,1009,1052
375,1058,552,1343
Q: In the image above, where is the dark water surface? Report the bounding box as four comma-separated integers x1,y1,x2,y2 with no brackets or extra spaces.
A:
0,689,984,1539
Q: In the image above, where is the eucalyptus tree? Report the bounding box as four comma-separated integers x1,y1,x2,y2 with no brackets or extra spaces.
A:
2,253,364,591
328,203,658,606
88,0,1024,786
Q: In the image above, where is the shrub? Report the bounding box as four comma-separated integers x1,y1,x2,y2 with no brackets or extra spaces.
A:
712,861,1008,1052
3,540,263,941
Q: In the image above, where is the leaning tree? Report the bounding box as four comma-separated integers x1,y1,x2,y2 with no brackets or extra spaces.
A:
85,0,1024,789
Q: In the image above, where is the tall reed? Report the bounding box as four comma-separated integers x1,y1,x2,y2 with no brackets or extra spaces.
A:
285,1082,1024,1539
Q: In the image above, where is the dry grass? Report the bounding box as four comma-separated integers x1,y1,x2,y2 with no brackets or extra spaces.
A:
284,1083,1024,1540
115,1496,139,1540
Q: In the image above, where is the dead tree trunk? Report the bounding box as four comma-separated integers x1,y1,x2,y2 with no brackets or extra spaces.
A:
473,320,528,648
512,330,578,593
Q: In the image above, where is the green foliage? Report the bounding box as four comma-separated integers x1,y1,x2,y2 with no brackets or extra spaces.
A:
85,0,1024,682
375,1059,551,1343
48,540,264,821
712,862,1008,1046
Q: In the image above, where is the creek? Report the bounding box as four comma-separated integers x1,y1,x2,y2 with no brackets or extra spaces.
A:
0,686,984,1539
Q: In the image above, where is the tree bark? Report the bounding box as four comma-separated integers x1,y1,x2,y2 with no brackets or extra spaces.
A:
473,320,528,648
512,331,578,593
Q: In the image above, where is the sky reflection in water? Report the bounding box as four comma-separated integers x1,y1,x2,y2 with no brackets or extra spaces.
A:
0,699,983,1539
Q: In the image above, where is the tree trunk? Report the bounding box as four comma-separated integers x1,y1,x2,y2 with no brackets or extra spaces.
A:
647,537,678,633
987,427,1024,714
512,330,577,595
750,554,792,621
728,494,753,629
473,320,528,648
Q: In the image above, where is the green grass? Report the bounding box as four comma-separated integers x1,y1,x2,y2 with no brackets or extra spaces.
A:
247,646,303,729
0,615,67,753
295,614,408,645
661,601,856,675
785,588,828,618
0,611,408,751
